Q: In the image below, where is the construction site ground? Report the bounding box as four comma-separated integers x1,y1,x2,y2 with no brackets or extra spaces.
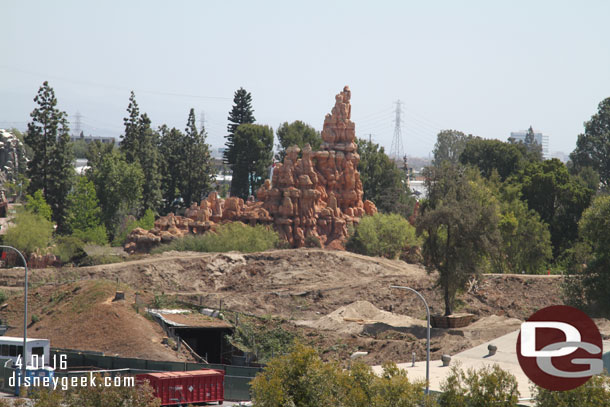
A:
0,248,589,366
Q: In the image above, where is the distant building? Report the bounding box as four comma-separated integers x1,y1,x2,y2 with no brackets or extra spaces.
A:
551,151,569,163
509,129,549,159
210,147,227,160
70,134,115,144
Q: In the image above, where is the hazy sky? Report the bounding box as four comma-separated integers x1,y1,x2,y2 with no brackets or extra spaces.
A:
1,0,609,157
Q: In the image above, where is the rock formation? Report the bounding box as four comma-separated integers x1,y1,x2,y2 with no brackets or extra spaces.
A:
124,86,377,254
0,129,28,184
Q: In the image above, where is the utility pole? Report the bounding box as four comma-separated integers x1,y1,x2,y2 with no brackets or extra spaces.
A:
389,100,404,160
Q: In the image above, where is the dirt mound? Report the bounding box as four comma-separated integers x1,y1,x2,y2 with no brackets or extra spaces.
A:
0,280,190,361
297,300,424,334
0,249,566,365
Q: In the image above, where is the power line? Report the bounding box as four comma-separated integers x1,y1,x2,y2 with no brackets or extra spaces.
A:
0,64,231,101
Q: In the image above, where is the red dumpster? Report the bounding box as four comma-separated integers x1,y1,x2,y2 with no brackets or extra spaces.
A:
136,369,224,405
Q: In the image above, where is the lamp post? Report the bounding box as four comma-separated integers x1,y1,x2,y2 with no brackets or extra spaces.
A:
390,285,430,395
1,246,28,380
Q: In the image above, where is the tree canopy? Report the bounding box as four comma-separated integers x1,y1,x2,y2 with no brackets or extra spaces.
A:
24,81,75,231
65,176,107,244
570,97,610,189
513,159,593,257
87,149,144,238
25,189,52,221
564,195,610,314
230,124,274,199
356,138,414,218
432,129,472,166
460,138,529,180
225,87,255,166
417,163,501,316
275,120,321,161
158,125,185,212
120,92,162,213
508,125,543,160
181,108,213,206
492,183,552,274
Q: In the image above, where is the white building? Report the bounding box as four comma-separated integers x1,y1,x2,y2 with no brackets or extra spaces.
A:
509,129,550,159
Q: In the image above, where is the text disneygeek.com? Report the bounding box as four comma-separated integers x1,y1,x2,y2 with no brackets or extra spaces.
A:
10,372,135,390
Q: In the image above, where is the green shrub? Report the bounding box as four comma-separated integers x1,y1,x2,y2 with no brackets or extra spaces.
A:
0,290,6,304
53,236,87,264
346,213,418,259
250,343,432,407
4,209,53,255
78,254,123,266
112,209,156,246
152,222,279,254
137,209,156,230
151,294,178,309
25,190,52,221
305,235,322,248
226,317,296,363
533,374,610,406
31,314,40,324
437,364,519,407
72,225,108,245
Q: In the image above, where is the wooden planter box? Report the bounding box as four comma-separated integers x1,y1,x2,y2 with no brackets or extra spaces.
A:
431,313,474,329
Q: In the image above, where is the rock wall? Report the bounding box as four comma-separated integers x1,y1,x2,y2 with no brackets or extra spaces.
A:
125,86,377,254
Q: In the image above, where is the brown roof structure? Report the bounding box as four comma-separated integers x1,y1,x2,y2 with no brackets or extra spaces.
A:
158,312,232,329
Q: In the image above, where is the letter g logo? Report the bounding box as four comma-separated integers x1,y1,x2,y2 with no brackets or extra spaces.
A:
517,305,603,391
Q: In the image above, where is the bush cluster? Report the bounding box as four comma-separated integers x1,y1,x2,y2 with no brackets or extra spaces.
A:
152,222,279,254
346,213,418,259
252,345,610,407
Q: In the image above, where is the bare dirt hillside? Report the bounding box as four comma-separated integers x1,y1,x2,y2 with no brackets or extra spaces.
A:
0,249,565,365
0,280,190,361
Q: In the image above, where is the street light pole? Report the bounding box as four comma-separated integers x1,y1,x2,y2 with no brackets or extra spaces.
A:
1,246,28,380
390,285,430,395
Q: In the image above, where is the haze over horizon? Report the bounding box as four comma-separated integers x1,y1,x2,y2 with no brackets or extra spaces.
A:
1,0,609,157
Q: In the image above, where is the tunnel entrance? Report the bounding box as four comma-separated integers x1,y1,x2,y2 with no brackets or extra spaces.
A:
172,327,233,364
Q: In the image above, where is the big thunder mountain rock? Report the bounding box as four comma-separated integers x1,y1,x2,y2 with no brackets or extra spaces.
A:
124,86,377,254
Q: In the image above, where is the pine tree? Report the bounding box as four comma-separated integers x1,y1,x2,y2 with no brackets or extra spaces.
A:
525,126,536,146
119,93,163,214
137,113,163,213
182,108,213,206
225,88,256,197
525,126,542,158
25,82,75,230
25,81,66,196
225,89,256,162
158,125,186,212
120,91,140,163
47,130,75,232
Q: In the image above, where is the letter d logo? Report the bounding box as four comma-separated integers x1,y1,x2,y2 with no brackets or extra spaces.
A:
517,305,603,391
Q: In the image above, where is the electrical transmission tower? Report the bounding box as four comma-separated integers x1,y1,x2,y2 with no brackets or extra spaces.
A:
73,111,82,137
199,111,206,131
389,100,405,160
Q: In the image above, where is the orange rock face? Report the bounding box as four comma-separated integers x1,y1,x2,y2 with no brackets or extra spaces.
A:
124,86,377,253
